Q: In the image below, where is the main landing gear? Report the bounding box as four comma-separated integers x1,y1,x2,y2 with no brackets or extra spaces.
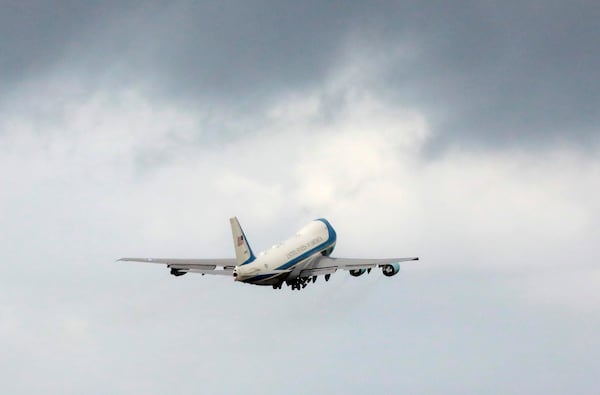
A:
284,276,317,291
278,273,331,291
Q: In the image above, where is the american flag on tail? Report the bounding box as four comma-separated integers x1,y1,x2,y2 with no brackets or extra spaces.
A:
237,235,244,246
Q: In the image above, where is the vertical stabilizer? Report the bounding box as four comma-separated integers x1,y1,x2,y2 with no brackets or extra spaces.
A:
229,217,256,266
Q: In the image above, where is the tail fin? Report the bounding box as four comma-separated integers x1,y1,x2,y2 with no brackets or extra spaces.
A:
229,217,256,266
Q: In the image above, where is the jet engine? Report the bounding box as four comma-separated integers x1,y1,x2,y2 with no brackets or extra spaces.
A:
321,244,336,256
349,268,367,277
170,268,187,276
381,263,400,277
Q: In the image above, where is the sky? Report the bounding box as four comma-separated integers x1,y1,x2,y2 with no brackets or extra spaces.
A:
1,1,599,393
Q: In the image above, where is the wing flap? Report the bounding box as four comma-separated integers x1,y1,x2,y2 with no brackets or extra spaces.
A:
186,268,233,276
170,264,217,271
118,257,236,266
311,256,419,271
118,257,237,276
299,266,337,278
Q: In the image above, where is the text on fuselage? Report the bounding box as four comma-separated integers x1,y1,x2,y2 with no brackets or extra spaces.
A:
286,236,324,259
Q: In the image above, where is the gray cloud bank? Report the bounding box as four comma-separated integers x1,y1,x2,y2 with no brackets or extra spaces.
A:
3,1,599,149
1,85,598,393
1,1,599,394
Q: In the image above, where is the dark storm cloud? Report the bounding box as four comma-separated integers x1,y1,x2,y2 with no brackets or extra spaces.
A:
2,3,600,393
0,1,125,87
375,1,600,150
2,1,599,148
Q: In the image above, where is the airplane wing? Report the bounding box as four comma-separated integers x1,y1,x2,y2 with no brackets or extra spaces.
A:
299,256,419,278
117,257,236,276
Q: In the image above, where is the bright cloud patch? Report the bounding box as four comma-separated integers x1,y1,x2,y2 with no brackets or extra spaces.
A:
0,79,598,394
1,83,598,287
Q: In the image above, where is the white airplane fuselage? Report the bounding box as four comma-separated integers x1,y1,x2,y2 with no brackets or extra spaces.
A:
234,218,337,286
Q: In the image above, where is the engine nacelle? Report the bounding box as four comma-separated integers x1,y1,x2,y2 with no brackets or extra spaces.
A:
381,263,400,277
321,243,336,256
170,268,187,277
350,268,367,277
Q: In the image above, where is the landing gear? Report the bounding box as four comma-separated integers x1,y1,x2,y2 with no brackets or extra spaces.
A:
286,277,312,291
283,273,334,290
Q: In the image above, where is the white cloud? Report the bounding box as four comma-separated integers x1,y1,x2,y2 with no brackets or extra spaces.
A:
2,80,598,278
1,78,599,394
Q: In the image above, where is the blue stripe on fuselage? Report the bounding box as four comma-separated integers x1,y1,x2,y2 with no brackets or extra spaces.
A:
245,272,286,283
275,219,336,271
245,219,337,283
245,242,336,283
315,218,337,243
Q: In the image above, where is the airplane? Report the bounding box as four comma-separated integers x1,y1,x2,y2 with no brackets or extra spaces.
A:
118,217,419,290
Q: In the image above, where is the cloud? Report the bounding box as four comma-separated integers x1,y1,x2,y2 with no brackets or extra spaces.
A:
1,79,597,296
1,3,599,392
3,1,598,150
